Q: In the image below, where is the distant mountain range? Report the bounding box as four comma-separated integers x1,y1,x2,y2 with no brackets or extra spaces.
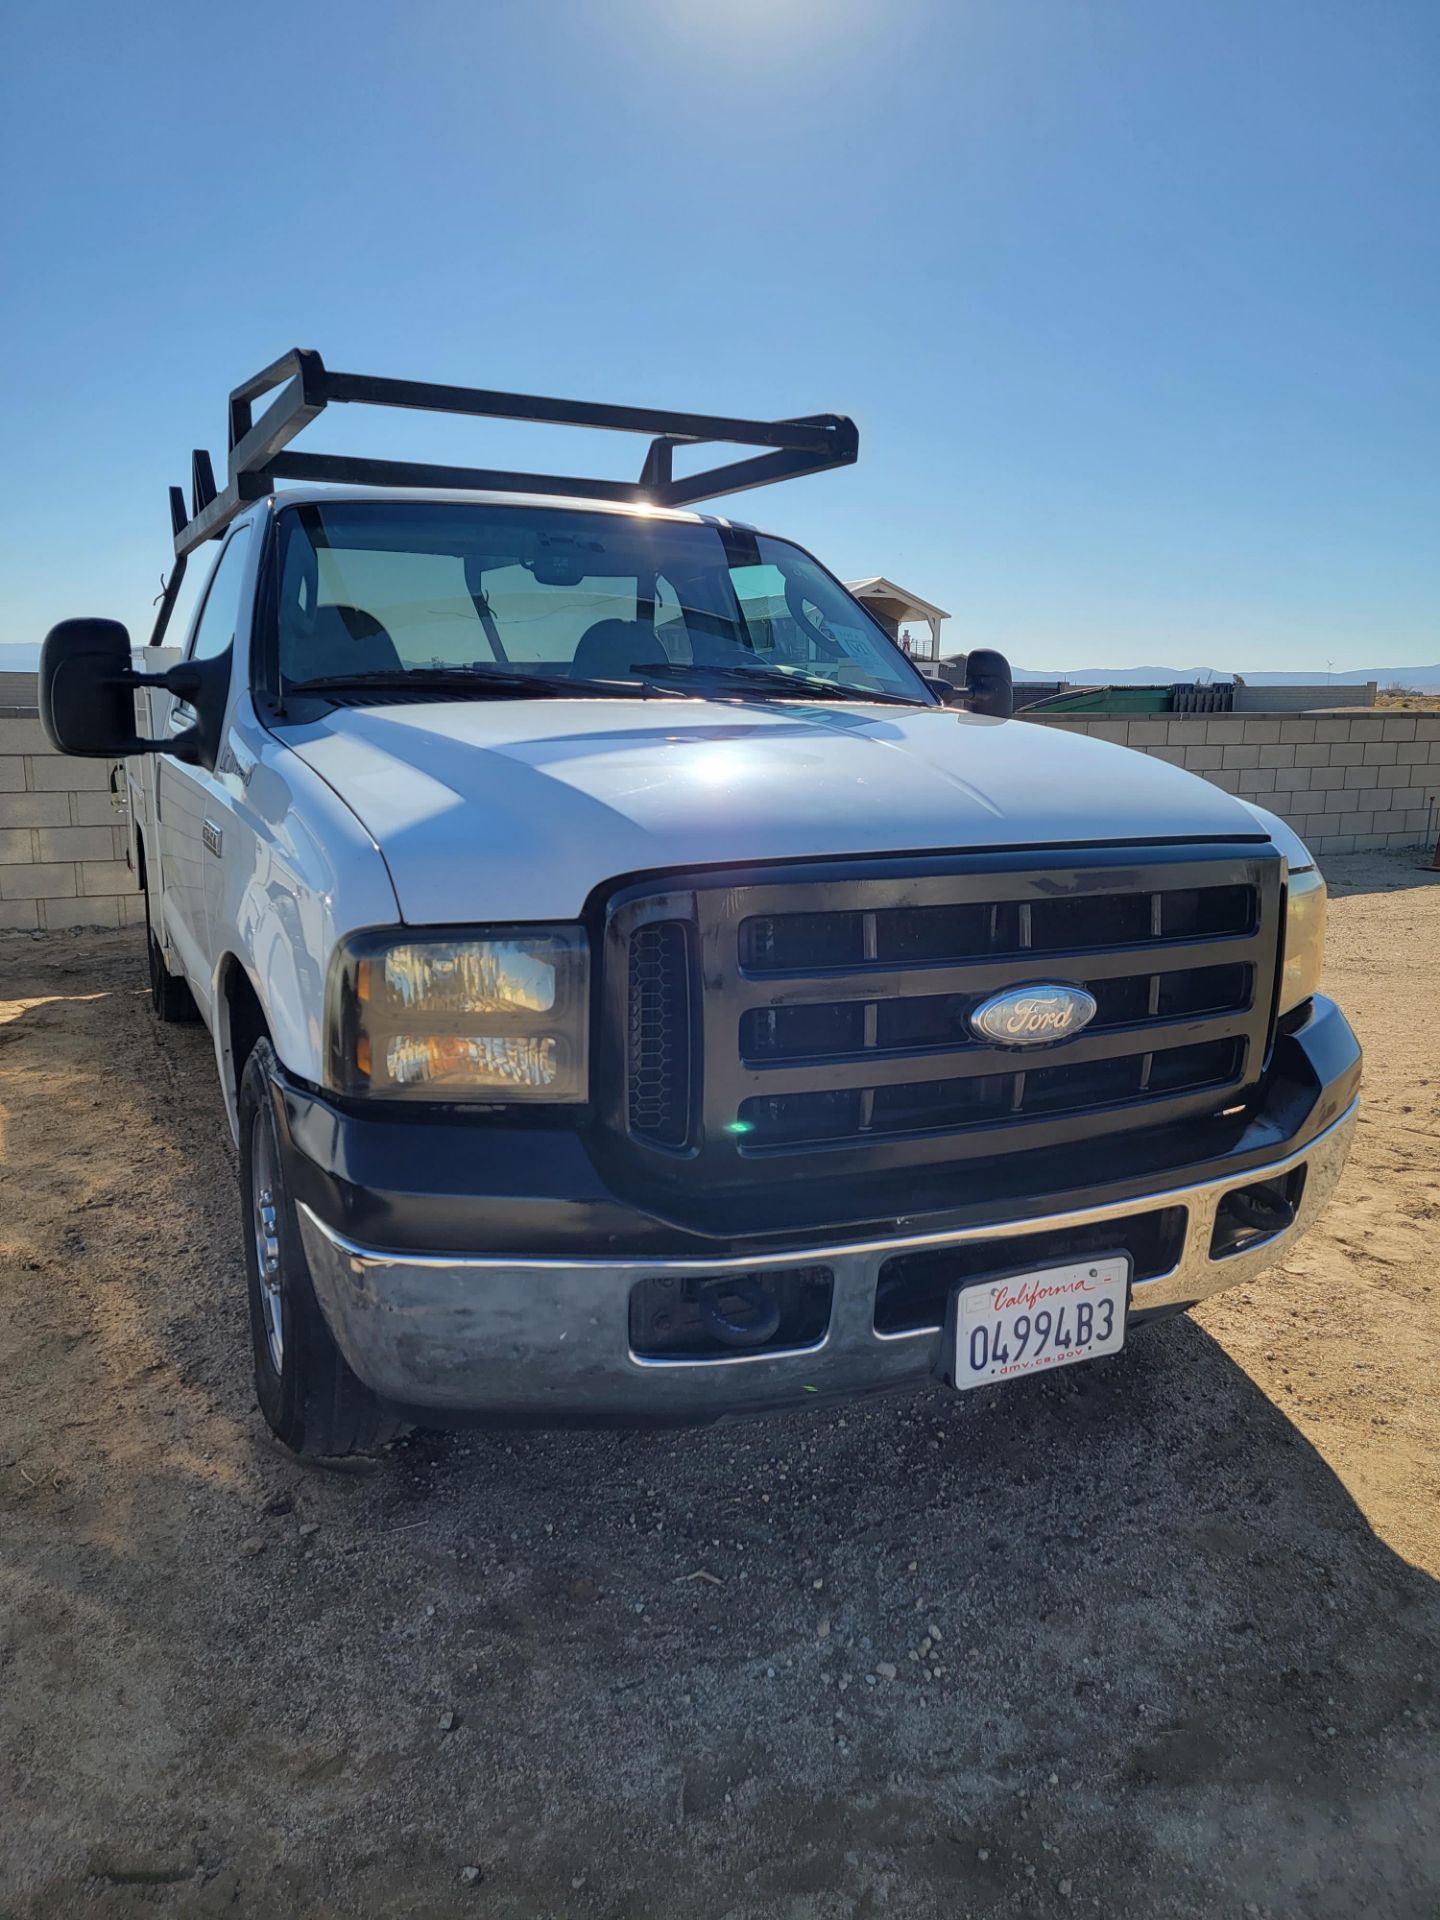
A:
5,637,1438,692
1004,662,1440,690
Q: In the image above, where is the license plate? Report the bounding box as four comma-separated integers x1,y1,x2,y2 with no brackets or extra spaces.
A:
950,1254,1129,1390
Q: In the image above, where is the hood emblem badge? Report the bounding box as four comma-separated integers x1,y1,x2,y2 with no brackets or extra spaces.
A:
969,983,1098,1049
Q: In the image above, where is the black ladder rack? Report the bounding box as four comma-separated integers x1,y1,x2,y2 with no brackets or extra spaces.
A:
150,348,858,646
207,348,859,545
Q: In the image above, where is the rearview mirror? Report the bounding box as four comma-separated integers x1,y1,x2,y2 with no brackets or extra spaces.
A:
39,619,141,756
39,618,228,768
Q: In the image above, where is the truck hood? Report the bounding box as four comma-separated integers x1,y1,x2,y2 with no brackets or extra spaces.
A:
286,698,1267,924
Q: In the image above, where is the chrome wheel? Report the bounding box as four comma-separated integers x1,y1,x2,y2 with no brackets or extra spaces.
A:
251,1123,284,1374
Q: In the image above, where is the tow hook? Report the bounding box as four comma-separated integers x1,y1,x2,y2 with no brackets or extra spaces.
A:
697,1276,782,1349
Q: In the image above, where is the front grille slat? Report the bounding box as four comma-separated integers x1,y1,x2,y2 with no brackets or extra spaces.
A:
732,1007,1256,1098
742,935,1266,1002
615,847,1281,1175
740,884,1256,978
740,963,1253,1065
741,1036,1245,1145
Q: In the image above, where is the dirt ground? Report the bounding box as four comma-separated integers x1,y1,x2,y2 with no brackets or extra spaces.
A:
2,851,1437,1919
1376,691,1440,712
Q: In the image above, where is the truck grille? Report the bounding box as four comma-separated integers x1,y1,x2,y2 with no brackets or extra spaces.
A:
610,846,1282,1179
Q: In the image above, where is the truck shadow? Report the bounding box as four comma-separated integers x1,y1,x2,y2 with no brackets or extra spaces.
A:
356,1316,1440,1908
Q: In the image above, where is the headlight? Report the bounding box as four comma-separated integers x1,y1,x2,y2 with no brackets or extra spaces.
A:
1279,863,1327,1016
325,927,589,1102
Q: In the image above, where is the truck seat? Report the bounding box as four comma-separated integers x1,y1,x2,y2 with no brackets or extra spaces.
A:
301,604,404,679
571,619,667,682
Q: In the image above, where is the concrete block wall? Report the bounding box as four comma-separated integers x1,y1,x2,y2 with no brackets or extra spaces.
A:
0,684,138,932
1024,710,1440,856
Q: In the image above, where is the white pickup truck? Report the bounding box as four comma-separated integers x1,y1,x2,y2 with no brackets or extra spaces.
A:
39,352,1360,1455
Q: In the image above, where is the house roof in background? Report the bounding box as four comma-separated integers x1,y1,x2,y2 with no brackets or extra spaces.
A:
845,578,951,623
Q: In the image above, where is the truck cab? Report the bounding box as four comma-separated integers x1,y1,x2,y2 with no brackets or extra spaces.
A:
38,352,1360,1455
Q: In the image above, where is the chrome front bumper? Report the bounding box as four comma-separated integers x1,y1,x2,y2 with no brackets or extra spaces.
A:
296,1099,1358,1423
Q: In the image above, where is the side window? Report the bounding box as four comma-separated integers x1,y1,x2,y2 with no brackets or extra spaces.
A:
187,531,250,663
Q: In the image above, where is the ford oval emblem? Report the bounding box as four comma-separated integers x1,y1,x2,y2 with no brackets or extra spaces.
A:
969,983,1098,1049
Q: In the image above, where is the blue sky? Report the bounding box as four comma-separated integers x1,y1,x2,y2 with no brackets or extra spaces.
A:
2,0,1436,671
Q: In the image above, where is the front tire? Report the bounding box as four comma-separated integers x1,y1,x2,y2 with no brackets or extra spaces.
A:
238,1038,400,1458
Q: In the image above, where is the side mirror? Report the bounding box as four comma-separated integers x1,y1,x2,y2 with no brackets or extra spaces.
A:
39,618,229,768
958,648,1014,720
39,619,141,757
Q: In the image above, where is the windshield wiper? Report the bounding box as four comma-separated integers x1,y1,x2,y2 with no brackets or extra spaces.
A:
286,666,654,700
284,661,927,708
627,659,928,707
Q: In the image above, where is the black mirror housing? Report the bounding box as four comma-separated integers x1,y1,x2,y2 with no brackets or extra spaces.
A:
960,649,1014,720
39,619,140,757
39,618,230,769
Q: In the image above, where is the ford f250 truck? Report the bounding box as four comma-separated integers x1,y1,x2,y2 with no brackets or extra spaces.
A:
39,351,1360,1455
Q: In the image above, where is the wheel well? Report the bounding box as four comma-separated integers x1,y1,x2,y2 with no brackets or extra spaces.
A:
221,960,270,1111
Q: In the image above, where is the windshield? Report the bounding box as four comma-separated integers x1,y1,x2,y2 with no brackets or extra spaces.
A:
270,501,934,705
